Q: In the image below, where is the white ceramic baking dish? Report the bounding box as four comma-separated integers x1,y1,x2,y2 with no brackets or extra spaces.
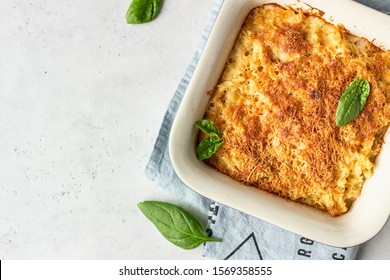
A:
169,0,390,247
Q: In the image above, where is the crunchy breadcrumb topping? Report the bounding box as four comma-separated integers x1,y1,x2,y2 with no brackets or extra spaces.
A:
200,4,390,216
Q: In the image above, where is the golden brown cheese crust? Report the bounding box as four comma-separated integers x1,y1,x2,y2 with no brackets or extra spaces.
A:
200,4,390,216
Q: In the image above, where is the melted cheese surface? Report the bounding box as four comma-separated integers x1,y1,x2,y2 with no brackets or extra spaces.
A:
201,4,390,216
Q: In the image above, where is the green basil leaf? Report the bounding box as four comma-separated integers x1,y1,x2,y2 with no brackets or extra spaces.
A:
336,76,370,126
196,137,223,160
126,0,164,24
137,201,221,249
195,120,222,138
195,120,223,160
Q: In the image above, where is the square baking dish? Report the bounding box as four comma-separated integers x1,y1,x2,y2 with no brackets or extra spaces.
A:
169,0,390,247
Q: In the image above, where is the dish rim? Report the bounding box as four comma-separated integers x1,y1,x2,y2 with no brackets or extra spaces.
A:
169,0,390,247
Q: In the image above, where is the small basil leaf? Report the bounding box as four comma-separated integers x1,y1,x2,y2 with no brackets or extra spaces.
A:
196,137,223,160
126,0,164,24
195,120,222,138
336,76,370,126
137,201,221,249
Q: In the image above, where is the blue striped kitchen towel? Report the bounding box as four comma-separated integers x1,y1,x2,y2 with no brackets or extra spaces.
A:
145,0,389,259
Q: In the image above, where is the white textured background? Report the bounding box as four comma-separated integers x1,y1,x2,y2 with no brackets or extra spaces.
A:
0,0,389,259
